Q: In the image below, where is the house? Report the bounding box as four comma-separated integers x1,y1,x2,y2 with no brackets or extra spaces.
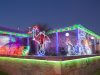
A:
0,26,30,56
46,24,100,56
0,24,99,56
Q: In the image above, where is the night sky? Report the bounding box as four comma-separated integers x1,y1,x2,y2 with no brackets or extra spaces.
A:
0,0,100,35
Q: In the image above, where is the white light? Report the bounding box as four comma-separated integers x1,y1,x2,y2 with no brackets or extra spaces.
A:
65,33,69,36
33,38,35,40
0,36,9,47
91,37,94,39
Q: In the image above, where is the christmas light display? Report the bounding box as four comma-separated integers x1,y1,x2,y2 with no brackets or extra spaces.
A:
28,25,51,56
0,30,30,37
77,29,92,55
46,24,100,56
0,24,99,56
34,32,51,55
0,31,30,56
0,36,28,56
65,36,74,56
47,24,100,39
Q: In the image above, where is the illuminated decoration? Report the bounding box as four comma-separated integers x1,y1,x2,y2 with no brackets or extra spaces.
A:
0,56,100,75
0,36,10,47
0,24,99,56
56,32,59,55
0,27,30,56
32,26,40,39
28,25,51,56
22,37,30,56
0,44,25,56
34,32,51,56
28,25,40,39
77,30,92,55
0,35,30,56
65,37,74,56
91,36,95,39
65,33,69,36
0,30,30,37
47,24,100,39
0,56,99,68
62,56,100,69
34,32,51,45
22,46,30,56
46,24,100,56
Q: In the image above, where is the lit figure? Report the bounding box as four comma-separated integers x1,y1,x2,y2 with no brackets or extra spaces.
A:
65,37,74,56
73,43,81,55
28,25,40,40
65,33,75,56
78,30,92,55
34,32,50,56
32,26,40,40
28,25,50,56
83,39,92,55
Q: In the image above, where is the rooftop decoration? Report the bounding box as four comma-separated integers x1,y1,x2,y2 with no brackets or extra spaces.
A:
47,24,100,39
0,30,30,37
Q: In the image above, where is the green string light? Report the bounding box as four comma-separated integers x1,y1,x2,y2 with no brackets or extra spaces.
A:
0,56,99,67
0,30,30,37
22,46,30,56
47,24,100,39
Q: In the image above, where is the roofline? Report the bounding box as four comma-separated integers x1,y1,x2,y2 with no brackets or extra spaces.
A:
47,24,100,39
0,30,30,37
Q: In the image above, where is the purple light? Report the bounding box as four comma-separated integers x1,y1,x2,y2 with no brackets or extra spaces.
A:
56,32,59,55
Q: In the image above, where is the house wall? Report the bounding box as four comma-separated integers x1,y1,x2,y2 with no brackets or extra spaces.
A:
0,35,28,56
0,56,100,75
46,29,99,56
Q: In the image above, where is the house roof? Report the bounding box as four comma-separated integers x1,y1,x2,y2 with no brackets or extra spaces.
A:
47,24,100,39
0,26,30,37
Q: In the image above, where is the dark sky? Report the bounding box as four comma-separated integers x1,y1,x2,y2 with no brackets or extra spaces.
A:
0,0,100,35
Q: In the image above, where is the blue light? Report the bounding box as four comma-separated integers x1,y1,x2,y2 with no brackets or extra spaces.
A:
56,32,59,55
